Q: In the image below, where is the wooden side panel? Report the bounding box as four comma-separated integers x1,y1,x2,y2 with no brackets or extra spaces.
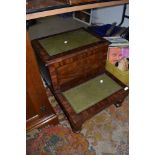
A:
27,32,51,117
84,45,107,77
26,32,58,131
26,91,38,120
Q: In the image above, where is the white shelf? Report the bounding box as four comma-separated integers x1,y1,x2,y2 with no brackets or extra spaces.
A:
73,9,92,25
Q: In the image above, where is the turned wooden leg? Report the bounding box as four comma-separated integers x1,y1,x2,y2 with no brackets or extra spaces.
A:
114,100,122,108
71,123,82,133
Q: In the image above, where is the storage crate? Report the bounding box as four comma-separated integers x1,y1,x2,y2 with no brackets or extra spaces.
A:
106,60,129,85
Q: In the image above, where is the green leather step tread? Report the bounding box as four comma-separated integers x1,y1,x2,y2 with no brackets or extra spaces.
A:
63,73,122,113
39,29,100,56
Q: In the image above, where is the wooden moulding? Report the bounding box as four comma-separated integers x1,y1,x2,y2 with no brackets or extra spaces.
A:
26,114,59,132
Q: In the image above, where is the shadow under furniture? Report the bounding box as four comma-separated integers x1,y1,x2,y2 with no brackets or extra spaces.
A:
32,28,129,132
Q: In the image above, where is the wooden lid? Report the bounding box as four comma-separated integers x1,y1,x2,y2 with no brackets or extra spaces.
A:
32,28,109,66
38,28,101,56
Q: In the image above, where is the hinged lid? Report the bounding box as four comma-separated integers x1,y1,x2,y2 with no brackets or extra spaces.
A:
38,28,101,57
32,28,110,92
32,28,109,66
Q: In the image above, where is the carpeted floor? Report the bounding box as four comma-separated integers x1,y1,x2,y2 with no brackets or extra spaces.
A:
27,88,129,155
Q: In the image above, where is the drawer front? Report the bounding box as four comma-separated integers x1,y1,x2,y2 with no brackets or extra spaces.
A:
84,45,107,77
48,44,108,91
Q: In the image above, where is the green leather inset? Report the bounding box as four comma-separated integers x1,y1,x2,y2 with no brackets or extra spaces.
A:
63,74,122,113
39,29,100,56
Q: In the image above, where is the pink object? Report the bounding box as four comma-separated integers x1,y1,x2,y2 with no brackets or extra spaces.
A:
121,47,129,58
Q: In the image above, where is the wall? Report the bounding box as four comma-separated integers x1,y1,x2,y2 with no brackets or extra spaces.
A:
92,4,129,27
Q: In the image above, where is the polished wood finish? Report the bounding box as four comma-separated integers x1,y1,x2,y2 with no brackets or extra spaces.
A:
26,32,59,132
27,0,65,13
57,0,97,5
32,28,109,92
54,80,128,131
26,0,129,20
32,29,128,131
